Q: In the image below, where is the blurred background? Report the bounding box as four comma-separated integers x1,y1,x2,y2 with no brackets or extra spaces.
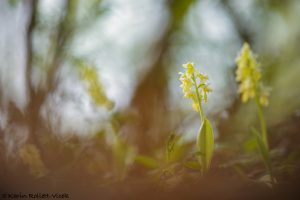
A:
0,0,300,196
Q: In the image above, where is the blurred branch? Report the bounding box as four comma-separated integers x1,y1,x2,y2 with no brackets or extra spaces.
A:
7,0,38,131
129,0,195,153
76,0,106,32
22,0,78,145
25,0,37,94
216,0,255,142
220,0,253,43
47,0,78,91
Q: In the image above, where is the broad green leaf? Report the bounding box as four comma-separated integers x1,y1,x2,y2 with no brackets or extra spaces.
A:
243,136,257,152
184,160,201,170
135,155,159,169
196,118,214,172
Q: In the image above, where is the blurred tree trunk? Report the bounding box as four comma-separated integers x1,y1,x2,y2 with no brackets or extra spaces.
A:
129,0,195,153
27,0,78,145
5,0,78,152
220,0,253,44
216,0,255,142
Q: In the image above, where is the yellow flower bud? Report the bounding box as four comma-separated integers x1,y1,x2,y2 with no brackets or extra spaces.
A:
236,43,261,103
179,62,212,111
236,43,271,107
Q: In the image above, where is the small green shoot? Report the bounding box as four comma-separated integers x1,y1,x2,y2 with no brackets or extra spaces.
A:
135,155,160,169
166,133,178,163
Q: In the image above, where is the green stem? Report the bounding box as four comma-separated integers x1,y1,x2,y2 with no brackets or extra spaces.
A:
192,75,204,123
255,94,268,149
192,74,207,174
255,94,275,185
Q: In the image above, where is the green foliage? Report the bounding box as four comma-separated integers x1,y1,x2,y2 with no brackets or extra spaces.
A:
166,133,179,163
184,160,201,170
8,0,18,7
135,155,159,169
170,0,196,30
135,133,185,170
74,59,114,109
251,128,269,167
243,136,257,152
251,127,275,184
196,118,214,174
111,133,136,179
